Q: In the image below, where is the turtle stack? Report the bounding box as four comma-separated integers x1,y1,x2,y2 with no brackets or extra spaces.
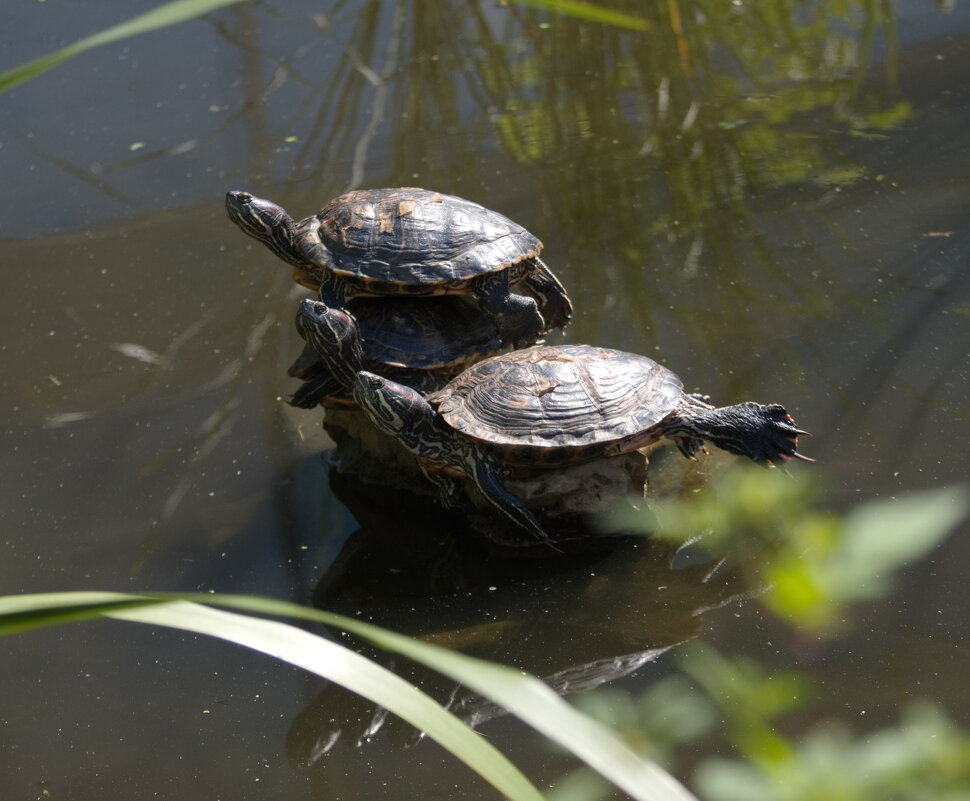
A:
227,187,809,548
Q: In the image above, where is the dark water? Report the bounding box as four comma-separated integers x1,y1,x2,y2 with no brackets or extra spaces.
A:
2,1,969,798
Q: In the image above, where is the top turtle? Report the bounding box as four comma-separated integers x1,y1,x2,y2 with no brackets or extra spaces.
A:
225,187,572,347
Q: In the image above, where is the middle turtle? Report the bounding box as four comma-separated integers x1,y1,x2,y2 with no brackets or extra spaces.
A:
289,296,502,408
225,187,572,347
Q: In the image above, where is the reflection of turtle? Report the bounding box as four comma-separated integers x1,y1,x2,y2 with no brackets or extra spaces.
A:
225,187,572,346
289,298,501,408
288,533,749,762
353,344,811,546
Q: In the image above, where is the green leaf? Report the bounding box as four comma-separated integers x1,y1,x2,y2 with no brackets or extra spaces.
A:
827,485,968,600
0,0,246,94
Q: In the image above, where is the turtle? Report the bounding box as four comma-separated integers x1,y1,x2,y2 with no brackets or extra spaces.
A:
351,344,812,546
224,187,572,347
289,296,502,408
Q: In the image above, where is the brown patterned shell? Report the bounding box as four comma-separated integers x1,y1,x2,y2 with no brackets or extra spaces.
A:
301,187,541,285
432,344,685,465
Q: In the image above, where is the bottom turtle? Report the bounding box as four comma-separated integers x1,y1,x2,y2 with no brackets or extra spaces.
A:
352,344,811,546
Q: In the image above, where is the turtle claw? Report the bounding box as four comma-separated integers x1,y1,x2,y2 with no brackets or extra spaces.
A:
674,435,706,460
733,403,815,466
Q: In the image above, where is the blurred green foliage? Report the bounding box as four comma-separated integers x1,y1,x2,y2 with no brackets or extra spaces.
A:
559,666,970,801
584,467,970,801
694,701,970,801
616,467,967,630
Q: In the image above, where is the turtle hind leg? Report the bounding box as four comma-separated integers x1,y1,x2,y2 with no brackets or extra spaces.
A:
473,270,545,348
665,398,811,466
519,257,573,333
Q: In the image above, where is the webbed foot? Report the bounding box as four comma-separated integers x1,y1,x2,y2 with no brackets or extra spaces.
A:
474,272,546,348
520,258,573,332
730,403,813,466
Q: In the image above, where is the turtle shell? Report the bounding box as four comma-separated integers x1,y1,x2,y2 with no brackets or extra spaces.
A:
288,296,503,409
432,344,685,465
299,188,541,286
347,296,501,370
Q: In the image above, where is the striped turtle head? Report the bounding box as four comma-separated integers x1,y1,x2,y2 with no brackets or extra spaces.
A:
295,299,363,390
353,371,444,451
225,190,304,267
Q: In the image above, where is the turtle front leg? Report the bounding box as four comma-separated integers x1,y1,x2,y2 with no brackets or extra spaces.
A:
289,373,342,409
466,454,557,549
288,342,323,379
318,272,352,309
419,466,464,509
473,270,545,348
518,257,573,333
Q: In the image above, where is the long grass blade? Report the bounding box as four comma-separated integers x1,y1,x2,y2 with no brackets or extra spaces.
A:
0,591,698,801
0,592,544,801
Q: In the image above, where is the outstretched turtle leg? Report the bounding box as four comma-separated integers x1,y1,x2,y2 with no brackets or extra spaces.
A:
473,270,545,348
465,452,557,549
419,467,464,509
518,257,573,333
287,342,323,379
290,373,342,409
663,396,812,466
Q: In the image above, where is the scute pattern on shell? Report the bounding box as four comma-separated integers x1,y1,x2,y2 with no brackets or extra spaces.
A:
435,345,685,462
351,297,501,370
310,188,541,284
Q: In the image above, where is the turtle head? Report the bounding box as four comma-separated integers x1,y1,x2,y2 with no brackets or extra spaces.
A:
354,371,446,452
295,299,363,390
225,190,304,267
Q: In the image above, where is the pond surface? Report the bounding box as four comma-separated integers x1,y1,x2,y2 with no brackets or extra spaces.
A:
2,1,969,798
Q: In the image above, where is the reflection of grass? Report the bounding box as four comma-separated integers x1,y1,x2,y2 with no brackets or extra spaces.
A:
512,0,649,31
0,0,247,94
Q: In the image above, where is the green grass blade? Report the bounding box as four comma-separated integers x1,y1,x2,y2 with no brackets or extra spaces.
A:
0,592,160,635
1,591,697,801
204,594,698,801
0,0,246,94
0,592,544,801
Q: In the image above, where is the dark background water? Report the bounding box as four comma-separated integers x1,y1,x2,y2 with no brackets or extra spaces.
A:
2,1,969,798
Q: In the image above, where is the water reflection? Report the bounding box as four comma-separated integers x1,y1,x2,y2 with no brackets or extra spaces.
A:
288,478,747,767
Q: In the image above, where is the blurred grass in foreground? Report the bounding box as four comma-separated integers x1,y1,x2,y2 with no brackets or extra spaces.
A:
611,466,967,631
